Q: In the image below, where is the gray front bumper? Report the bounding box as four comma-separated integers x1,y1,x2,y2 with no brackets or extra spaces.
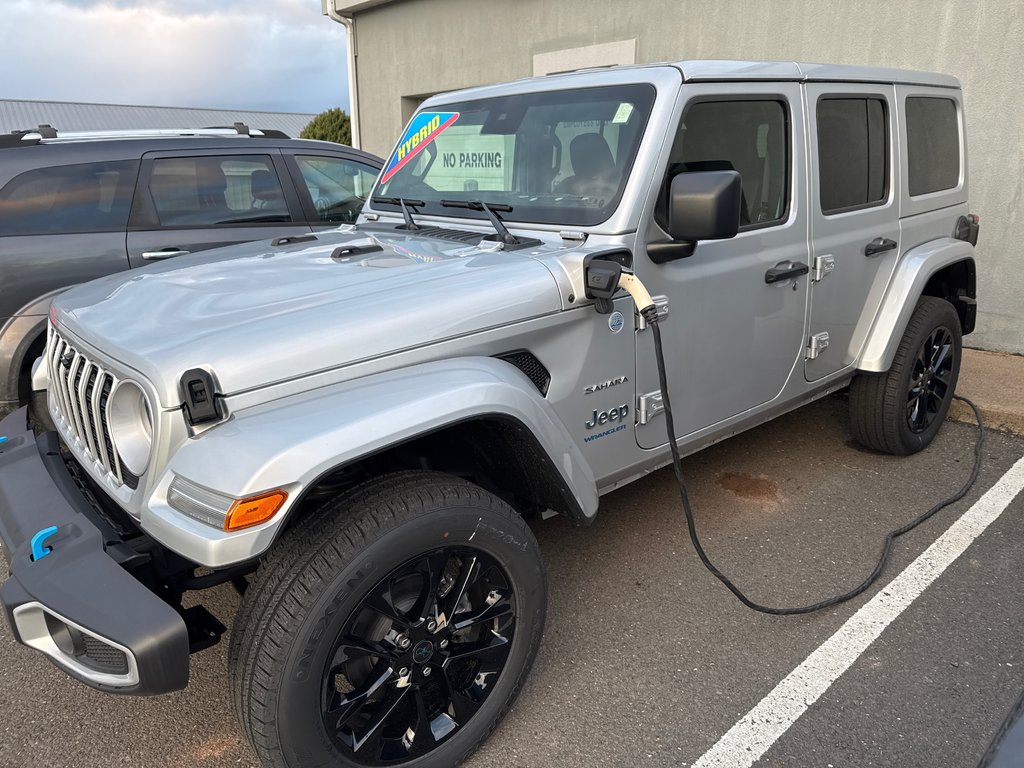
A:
0,407,189,695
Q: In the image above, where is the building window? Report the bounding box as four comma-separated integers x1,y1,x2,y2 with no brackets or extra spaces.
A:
0,160,138,236
817,97,889,214
906,97,960,196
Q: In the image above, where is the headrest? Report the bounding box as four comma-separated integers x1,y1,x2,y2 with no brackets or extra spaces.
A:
569,133,615,179
250,169,278,200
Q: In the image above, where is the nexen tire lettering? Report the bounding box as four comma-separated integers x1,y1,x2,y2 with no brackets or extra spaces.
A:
292,559,374,682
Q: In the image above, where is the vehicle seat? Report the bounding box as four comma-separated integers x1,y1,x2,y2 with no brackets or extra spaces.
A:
554,133,619,201
194,161,229,213
250,169,283,210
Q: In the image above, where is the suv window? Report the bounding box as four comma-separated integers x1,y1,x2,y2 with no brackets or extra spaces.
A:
657,99,789,231
146,155,291,227
0,160,138,236
376,84,656,227
295,155,378,223
817,97,888,214
906,97,960,196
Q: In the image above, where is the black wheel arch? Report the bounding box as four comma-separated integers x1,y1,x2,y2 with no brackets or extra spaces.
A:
4,317,48,406
281,414,590,536
921,257,976,335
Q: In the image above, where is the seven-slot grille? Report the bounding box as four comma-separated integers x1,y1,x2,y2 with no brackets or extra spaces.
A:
47,327,137,489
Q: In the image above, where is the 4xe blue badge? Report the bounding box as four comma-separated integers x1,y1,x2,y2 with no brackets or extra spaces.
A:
381,111,460,184
608,311,624,334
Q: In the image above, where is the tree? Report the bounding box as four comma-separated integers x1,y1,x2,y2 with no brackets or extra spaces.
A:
300,108,352,145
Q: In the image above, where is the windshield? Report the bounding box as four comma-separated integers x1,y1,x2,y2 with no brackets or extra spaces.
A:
375,84,656,226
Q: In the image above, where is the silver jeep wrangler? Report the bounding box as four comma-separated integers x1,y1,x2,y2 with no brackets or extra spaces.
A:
0,61,978,768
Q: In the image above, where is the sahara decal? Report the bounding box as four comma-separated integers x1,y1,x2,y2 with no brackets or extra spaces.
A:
583,375,628,395
380,111,460,184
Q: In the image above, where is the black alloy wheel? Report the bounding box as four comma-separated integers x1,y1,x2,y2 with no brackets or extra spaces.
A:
849,296,962,455
229,471,546,768
906,325,956,434
323,547,516,764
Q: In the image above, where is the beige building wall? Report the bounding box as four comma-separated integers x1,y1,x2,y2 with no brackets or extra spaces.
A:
339,0,1024,354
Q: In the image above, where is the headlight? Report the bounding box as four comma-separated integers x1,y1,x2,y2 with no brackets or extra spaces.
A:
108,380,154,476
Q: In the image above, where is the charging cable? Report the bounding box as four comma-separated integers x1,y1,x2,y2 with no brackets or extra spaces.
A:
617,272,987,616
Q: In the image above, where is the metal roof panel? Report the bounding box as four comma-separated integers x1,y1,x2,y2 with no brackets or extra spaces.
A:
0,100,316,137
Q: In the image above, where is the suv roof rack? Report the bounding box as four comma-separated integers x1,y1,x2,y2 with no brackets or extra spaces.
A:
0,122,292,148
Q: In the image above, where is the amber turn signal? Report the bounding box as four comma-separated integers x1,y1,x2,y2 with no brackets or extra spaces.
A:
224,489,288,531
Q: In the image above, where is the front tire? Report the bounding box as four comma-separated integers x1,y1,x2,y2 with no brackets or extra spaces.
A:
229,471,546,768
849,296,962,455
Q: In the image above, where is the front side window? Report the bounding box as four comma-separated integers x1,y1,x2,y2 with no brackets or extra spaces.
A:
656,99,789,231
146,155,291,227
906,97,960,196
295,155,379,223
0,160,138,236
817,97,889,214
375,84,656,226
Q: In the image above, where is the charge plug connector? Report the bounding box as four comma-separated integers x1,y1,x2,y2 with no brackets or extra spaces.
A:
617,272,657,321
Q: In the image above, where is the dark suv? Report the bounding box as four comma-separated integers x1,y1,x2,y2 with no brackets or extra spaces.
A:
0,124,381,419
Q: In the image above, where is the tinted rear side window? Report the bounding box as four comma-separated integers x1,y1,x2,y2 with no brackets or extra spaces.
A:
147,155,291,227
906,97,960,196
0,160,138,236
817,98,888,214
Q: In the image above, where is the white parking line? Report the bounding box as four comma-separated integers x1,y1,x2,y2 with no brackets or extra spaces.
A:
693,453,1024,768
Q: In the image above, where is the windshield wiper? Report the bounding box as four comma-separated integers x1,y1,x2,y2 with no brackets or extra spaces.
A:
217,214,292,224
371,196,424,231
440,199,519,246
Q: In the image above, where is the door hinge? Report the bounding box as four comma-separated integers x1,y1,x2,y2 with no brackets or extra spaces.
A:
638,390,664,425
812,254,835,282
636,295,670,330
806,332,830,360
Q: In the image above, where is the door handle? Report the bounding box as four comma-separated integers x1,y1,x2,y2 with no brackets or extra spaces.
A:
864,237,897,257
141,249,190,261
765,261,810,284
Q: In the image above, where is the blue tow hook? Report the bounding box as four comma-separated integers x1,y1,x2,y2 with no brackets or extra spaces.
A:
0,435,8,446
30,526,59,561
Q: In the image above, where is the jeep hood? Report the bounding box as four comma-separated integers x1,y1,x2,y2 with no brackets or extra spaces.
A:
52,228,565,406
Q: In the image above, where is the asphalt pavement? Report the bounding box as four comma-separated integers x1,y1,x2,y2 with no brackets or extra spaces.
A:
1,395,1021,768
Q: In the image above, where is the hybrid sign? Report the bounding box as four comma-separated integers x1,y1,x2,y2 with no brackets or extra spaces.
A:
381,111,460,184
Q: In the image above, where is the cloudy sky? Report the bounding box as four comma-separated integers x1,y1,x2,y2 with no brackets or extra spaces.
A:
0,0,348,114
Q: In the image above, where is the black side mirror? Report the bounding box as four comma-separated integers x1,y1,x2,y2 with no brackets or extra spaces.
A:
649,170,742,264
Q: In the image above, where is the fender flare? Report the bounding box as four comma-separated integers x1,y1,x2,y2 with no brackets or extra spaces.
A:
143,357,599,566
857,238,975,373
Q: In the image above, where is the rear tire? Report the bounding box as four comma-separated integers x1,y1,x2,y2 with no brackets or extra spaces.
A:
849,296,961,455
229,471,546,768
